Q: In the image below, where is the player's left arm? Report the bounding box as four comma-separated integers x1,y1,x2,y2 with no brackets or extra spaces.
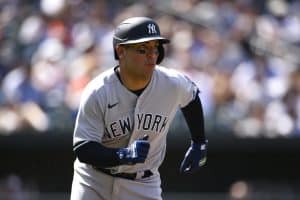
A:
178,77,207,173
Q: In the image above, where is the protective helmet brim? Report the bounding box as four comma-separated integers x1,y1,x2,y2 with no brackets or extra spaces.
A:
116,36,170,45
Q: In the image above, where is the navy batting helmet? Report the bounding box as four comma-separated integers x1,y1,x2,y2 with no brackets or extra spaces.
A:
113,17,170,64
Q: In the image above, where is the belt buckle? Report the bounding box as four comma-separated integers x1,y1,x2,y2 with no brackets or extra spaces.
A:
135,171,143,179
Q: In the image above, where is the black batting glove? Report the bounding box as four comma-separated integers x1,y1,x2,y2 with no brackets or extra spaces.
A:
117,135,150,165
180,140,207,173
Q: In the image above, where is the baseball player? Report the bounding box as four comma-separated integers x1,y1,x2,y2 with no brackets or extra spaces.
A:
70,17,207,200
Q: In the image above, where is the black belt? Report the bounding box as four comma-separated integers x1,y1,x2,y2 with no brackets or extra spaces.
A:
93,167,153,180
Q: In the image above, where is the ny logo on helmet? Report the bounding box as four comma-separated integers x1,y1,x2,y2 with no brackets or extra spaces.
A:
147,24,157,34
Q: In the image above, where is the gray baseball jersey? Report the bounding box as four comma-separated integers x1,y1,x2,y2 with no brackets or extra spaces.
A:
71,65,198,200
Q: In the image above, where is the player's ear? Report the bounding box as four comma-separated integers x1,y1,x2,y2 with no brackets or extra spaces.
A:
116,45,125,59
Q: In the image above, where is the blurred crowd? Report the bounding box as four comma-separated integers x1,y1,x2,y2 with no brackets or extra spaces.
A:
0,0,300,138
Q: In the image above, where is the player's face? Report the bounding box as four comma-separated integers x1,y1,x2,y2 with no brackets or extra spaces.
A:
122,40,159,78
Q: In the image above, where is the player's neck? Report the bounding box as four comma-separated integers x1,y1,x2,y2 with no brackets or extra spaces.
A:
118,67,152,91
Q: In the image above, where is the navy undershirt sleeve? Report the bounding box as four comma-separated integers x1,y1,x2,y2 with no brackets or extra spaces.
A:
181,94,206,143
74,141,121,168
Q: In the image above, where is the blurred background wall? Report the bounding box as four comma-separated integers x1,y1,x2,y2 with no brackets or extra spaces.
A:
0,0,300,199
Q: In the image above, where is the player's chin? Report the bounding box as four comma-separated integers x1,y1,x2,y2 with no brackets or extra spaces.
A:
145,63,156,71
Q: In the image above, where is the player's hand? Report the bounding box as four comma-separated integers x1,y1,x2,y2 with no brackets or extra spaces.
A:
180,140,207,173
117,135,150,165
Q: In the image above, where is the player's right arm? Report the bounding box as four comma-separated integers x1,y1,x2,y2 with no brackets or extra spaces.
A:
74,136,150,167
73,82,149,168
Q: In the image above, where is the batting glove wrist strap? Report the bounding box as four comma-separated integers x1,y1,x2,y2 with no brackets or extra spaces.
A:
191,140,207,151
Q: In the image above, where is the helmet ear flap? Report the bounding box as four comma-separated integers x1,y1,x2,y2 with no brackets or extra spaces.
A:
114,48,119,60
113,39,119,60
156,45,165,64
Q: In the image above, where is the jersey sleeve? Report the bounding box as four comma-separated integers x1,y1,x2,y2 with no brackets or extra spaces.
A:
73,85,105,146
177,73,200,108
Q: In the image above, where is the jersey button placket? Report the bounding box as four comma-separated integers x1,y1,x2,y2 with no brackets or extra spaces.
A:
133,95,144,140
